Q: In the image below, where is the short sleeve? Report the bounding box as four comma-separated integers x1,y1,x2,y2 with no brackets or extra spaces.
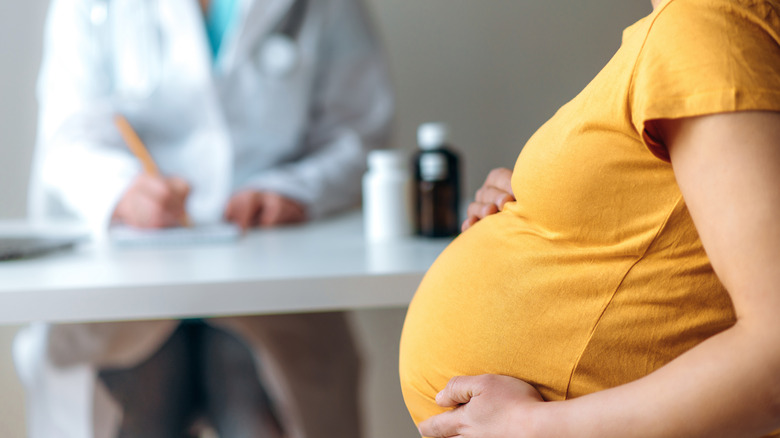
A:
630,0,780,160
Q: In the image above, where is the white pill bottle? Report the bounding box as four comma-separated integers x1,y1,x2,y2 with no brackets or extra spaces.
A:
362,150,413,241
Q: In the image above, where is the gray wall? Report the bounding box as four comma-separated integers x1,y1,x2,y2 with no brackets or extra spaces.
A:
0,1,48,219
0,1,650,437
372,0,650,194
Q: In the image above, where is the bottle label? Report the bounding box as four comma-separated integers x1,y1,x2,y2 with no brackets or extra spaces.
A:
420,153,448,181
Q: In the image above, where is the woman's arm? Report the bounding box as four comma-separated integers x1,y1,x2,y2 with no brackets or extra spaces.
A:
419,110,780,438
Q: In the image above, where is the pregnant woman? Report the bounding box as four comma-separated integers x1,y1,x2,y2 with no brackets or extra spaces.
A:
400,0,780,436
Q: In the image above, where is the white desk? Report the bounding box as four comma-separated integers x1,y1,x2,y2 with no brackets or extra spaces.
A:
0,211,451,325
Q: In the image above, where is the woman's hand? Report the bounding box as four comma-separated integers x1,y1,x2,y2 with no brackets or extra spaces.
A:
461,168,515,232
418,374,545,438
224,190,307,230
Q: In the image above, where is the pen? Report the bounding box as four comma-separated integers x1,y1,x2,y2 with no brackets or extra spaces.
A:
114,114,192,227
114,115,159,174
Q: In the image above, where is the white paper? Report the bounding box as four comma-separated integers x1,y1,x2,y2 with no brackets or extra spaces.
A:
109,223,241,246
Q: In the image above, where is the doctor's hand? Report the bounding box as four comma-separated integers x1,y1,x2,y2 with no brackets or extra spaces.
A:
461,167,515,232
224,190,307,230
112,174,190,228
418,374,546,438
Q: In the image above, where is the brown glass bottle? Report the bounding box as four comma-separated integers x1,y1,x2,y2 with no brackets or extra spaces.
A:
414,123,461,237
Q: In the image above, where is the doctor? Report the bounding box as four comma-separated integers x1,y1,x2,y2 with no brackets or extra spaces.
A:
15,0,394,436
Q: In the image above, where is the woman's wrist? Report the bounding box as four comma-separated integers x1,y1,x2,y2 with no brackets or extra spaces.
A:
523,399,582,438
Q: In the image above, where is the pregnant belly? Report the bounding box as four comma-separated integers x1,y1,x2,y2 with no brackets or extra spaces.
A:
399,213,610,425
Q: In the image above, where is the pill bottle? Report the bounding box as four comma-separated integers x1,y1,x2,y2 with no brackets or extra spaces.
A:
413,123,461,237
362,149,413,241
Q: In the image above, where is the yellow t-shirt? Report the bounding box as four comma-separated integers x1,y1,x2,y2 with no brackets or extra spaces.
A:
399,0,780,431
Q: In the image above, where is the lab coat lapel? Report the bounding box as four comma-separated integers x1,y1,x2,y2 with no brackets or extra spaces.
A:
219,0,294,72
159,0,235,220
160,0,214,84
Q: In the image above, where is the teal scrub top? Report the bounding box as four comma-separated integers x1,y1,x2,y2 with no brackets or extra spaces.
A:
205,0,239,60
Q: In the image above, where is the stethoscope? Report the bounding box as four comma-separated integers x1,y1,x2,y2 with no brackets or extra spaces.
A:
261,0,308,77
87,0,308,95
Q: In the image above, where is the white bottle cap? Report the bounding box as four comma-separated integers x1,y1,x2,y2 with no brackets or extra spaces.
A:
417,123,450,150
368,149,406,170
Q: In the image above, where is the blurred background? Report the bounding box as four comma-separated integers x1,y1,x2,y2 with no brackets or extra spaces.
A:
0,1,649,436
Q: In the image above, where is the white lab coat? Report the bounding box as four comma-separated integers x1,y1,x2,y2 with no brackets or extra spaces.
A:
15,0,393,435
29,0,393,229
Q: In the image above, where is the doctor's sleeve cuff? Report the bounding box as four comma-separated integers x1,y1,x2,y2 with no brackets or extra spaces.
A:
40,140,140,237
240,129,371,219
